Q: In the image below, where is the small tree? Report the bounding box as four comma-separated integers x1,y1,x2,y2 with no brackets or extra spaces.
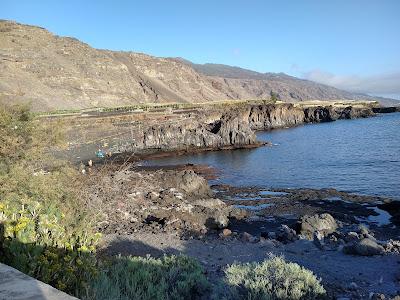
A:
270,91,279,103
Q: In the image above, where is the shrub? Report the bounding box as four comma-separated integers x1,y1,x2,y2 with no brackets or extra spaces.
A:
220,255,326,300
0,103,100,295
270,91,279,103
85,255,210,300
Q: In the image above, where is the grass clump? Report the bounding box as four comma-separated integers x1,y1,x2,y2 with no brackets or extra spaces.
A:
85,255,209,300
220,255,325,300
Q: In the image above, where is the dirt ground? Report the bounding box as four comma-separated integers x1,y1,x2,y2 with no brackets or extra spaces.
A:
99,232,400,299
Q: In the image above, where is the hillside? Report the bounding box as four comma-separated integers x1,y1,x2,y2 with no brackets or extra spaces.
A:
0,20,394,111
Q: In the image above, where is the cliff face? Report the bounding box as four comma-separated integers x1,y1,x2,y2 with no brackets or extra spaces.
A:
248,104,305,130
108,104,375,155
0,20,389,112
248,104,375,130
133,109,257,152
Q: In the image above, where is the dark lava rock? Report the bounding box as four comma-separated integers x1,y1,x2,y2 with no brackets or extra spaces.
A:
276,225,298,243
378,201,400,226
344,232,360,243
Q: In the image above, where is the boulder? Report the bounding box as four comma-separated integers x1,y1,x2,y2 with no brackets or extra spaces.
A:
299,213,338,239
241,232,254,242
228,207,248,220
276,225,298,243
202,211,229,229
176,170,212,197
344,231,359,243
343,238,385,256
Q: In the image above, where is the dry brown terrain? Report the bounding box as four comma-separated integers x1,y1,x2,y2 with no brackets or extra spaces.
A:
0,20,391,112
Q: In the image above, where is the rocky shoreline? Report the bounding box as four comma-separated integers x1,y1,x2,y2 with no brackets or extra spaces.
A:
110,103,376,156
70,104,400,298
83,161,400,299
60,102,380,164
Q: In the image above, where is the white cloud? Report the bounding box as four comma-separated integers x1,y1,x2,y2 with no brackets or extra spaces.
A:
302,70,400,99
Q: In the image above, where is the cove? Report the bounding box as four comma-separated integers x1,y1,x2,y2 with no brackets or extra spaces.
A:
144,112,400,200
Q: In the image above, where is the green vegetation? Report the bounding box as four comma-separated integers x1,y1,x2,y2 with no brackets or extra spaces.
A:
37,99,278,116
36,99,378,117
219,256,326,300
294,100,379,108
0,103,100,294
86,255,209,300
270,91,279,103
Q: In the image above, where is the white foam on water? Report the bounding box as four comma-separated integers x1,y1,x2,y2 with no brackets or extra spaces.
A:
259,190,288,196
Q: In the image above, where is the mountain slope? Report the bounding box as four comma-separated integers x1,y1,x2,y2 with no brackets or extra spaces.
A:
0,20,394,111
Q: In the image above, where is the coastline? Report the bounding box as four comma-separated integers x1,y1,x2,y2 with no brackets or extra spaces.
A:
57,101,383,164
89,160,399,299
57,103,399,298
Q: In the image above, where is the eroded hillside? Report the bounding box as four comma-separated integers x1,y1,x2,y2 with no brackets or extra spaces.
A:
0,20,389,111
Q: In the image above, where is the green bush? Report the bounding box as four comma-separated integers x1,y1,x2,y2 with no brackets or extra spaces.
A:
220,256,326,300
85,255,210,300
0,103,100,295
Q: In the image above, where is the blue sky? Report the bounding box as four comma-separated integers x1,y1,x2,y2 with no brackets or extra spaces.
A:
2,0,400,99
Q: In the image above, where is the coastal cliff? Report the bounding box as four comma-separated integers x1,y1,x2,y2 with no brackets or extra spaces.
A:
248,104,375,130
107,103,375,156
139,110,257,151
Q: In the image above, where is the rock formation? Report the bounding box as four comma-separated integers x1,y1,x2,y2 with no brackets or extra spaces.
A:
298,213,338,239
109,104,375,155
86,166,233,234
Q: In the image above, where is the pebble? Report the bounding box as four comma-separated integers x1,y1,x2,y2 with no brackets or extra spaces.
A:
222,228,232,237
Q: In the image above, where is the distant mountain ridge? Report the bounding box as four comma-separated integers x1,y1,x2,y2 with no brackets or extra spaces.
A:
172,58,399,106
171,58,296,80
0,20,397,111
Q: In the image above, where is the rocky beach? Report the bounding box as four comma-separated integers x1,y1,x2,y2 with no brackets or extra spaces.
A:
63,105,400,299
88,160,400,299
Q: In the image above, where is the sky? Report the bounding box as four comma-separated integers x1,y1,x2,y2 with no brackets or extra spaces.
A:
2,0,400,99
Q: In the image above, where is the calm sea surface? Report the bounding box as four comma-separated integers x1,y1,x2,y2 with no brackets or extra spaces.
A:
144,113,400,199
